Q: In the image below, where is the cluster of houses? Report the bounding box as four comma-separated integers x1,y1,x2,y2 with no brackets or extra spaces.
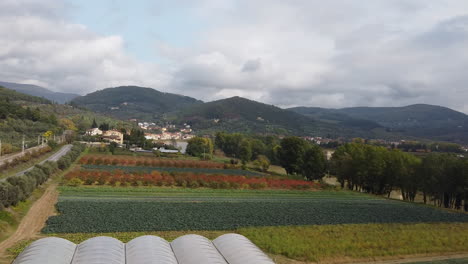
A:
85,128,124,145
137,122,192,132
85,124,195,145
144,132,194,141
137,121,194,140
302,136,336,145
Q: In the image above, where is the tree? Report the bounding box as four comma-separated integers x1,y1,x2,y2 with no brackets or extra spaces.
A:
109,141,118,154
301,145,326,181
92,118,98,128
186,137,214,159
250,139,266,160
99,123,110,131
43,130,54,140
238,140,252,164
60,118,77,131
278,137,308,175
253,155,270,172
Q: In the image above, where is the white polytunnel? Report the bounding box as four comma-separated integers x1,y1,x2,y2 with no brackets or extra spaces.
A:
71,236,125,264
13,234,276,264
13,237,76,264
170,235,227,264
126,235,178,264
213,233,275,264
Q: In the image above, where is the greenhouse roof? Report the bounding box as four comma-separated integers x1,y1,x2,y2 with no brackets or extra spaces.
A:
13,234,275,264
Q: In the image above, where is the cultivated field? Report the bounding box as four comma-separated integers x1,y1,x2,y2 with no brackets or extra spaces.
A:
43,187,468,233
27,153,468,263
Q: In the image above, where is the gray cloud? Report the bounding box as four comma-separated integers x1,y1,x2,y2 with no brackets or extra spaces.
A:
241,59,261,73
1,0,468,114
166,0,468,113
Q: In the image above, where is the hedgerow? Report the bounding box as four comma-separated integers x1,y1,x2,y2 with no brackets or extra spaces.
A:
0,143,85,209
0,146,52,171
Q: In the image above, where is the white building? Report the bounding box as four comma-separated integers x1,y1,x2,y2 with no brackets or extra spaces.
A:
85,128,103,136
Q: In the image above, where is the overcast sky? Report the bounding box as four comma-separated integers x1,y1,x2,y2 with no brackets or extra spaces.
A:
1,0,468,113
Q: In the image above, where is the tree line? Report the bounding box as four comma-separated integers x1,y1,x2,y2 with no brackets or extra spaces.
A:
187,133,327,178
331,143,468,211
186,133,468,211
0,143,85,209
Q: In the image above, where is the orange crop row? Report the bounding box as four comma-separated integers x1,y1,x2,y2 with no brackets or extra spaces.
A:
79,155,225,169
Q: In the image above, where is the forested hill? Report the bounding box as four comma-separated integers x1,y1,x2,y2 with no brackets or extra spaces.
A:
0,86,60,152
0,81,79,104
174,96,320,135
71,86,203,121
290,104,468,143
0,87,132,153
0,86,52,105
172,96,390,138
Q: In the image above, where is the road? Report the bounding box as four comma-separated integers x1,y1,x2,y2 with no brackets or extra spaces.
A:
0,145,47,166
14,144,72,176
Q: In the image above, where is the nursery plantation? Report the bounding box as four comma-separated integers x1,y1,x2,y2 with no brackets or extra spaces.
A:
81,164,264,177
13,150,466,264
43,186,468,233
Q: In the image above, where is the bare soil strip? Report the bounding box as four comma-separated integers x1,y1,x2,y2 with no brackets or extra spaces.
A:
0,184,58,261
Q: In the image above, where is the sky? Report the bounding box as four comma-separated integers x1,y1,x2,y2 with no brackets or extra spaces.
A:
1,0,468,113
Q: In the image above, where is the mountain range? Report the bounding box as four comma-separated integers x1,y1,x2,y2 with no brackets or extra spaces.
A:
0,81,79,104
70,86,468,143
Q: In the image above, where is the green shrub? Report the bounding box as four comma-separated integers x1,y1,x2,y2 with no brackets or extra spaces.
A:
67,178,83,187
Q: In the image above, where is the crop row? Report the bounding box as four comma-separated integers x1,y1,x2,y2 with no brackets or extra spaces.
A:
64,169,319,190
81,165,263,177
0,146,52,171
43,198,468,233
79,155,225,169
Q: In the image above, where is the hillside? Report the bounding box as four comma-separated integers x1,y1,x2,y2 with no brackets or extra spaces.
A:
0,81,79,103
290,104,468,143
71,86,203,121
289,107,382,130
0,86,132,152
172,96,391,138
0,86,60,151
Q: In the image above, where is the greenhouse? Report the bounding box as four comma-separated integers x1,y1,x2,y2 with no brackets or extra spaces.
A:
13,234,275,264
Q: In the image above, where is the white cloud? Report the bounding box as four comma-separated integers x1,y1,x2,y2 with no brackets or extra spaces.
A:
166,0,468,112
1,0,468,113
0,0,169,95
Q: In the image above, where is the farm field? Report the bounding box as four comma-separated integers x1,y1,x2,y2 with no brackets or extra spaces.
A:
10,222,468,263
80,164,264,176
42,186,468,233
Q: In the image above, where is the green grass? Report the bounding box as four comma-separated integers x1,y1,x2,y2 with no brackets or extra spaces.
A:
43,187,468,233
8,223,468,263
57,186,364,198
238,223,468,262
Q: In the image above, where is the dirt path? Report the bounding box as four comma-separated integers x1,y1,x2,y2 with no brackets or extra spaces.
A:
0,184,58,260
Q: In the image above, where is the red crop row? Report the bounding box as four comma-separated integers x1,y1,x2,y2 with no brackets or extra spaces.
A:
64,170,320,190
79,155,225,169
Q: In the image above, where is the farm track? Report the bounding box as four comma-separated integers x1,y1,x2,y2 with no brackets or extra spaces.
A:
0,184,58,263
